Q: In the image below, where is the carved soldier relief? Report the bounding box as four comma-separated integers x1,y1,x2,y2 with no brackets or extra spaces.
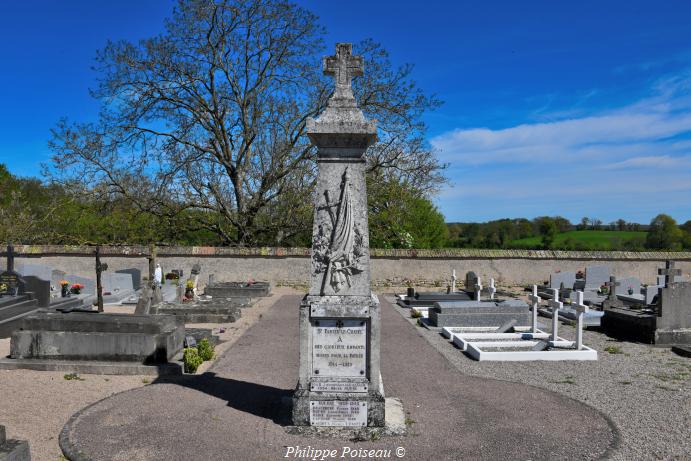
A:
313,168,365,294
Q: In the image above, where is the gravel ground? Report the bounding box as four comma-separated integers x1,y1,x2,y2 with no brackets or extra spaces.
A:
61,294,614,461
0,288,286,461
387,286,691,461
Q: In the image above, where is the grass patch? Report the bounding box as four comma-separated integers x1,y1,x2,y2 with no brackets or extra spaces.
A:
604,345,623,354
405,417,416,426
410,309,423,319
142,378,150,384
63,373,84,381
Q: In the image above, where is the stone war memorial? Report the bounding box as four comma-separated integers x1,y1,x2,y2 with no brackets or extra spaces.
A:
292,43,386,428
4,4,691,460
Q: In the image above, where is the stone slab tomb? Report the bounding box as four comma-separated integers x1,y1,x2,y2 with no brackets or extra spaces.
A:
204,281,270,299
0,425,31,461
292,43,386,428
603,261,691,345
428,299,531,328
151,298,243,323
9,310,184,364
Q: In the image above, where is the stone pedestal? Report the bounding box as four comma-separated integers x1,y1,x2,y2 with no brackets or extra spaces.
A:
292,43,385,427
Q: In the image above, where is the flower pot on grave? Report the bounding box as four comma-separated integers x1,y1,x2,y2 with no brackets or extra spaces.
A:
61,285,70,298
185,288,194,299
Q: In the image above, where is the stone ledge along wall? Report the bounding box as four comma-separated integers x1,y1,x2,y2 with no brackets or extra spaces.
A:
4,246,691,288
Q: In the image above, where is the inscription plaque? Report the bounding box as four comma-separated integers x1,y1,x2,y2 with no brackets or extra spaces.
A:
311,380,368,393
312,319,366,377
310,400,367,427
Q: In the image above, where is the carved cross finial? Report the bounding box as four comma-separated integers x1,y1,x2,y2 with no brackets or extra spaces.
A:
323,43,363,95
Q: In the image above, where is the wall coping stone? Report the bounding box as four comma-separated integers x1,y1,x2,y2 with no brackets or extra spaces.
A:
3,245,691,261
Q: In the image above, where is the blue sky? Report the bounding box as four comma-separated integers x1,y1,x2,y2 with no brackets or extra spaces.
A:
1,1,691,224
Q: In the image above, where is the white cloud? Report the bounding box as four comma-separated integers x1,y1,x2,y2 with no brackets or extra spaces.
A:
432,73,691,223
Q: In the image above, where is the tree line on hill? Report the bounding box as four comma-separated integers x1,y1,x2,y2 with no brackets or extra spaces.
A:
447,215,691,251
3,163,689,250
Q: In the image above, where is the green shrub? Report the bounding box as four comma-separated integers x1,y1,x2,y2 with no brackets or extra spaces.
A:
183,347,203,374
410,309,423,319
197,338,215,361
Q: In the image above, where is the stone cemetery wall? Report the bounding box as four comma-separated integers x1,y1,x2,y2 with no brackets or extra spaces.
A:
3,246,691,288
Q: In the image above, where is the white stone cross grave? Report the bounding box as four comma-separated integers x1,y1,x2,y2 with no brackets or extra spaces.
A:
474,277,483,301
488,278,496,300
547,288,563,343
451,269,457,293
572,291,589,350
528,285,541,334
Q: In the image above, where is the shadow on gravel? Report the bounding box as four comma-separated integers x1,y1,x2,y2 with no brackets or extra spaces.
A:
155,372,292,425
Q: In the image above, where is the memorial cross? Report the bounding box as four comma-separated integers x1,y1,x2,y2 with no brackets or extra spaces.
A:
528,285,541,334
147,243,158,288
608,275,621,301
547,288,563,342
658,260,681,287
94,245,109,312
324,43,363,93
488,278,497,300
572,291,589,350
474,276,483,301
5,244,15,272
451,269,457,293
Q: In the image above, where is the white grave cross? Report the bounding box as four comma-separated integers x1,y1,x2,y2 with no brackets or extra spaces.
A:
528,285,541,334
488,278,496,300
547,288,563,342
573,290,589,350
474,276,483,301
451,269,457,293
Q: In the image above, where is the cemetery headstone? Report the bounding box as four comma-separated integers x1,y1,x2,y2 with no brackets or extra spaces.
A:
549,271,576,290
116,268,142,291
584,265,610,291
292,43,384,428
465,271,478,291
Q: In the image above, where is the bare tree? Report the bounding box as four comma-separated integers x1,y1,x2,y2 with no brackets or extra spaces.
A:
47,0,444,246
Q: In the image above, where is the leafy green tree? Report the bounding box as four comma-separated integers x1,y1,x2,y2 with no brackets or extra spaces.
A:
645,214,683,250
368,178,446,249
534,216,558,249
47,0,444,246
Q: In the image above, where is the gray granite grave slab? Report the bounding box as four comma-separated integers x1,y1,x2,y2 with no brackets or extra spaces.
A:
549,271,576,289
428,299,531,327
102,273,135,303
585,265,610,291
116,268,142,290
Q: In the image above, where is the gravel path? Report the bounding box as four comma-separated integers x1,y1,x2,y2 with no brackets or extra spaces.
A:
61,294,614,460
388,292,691,461
0,288,284,461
